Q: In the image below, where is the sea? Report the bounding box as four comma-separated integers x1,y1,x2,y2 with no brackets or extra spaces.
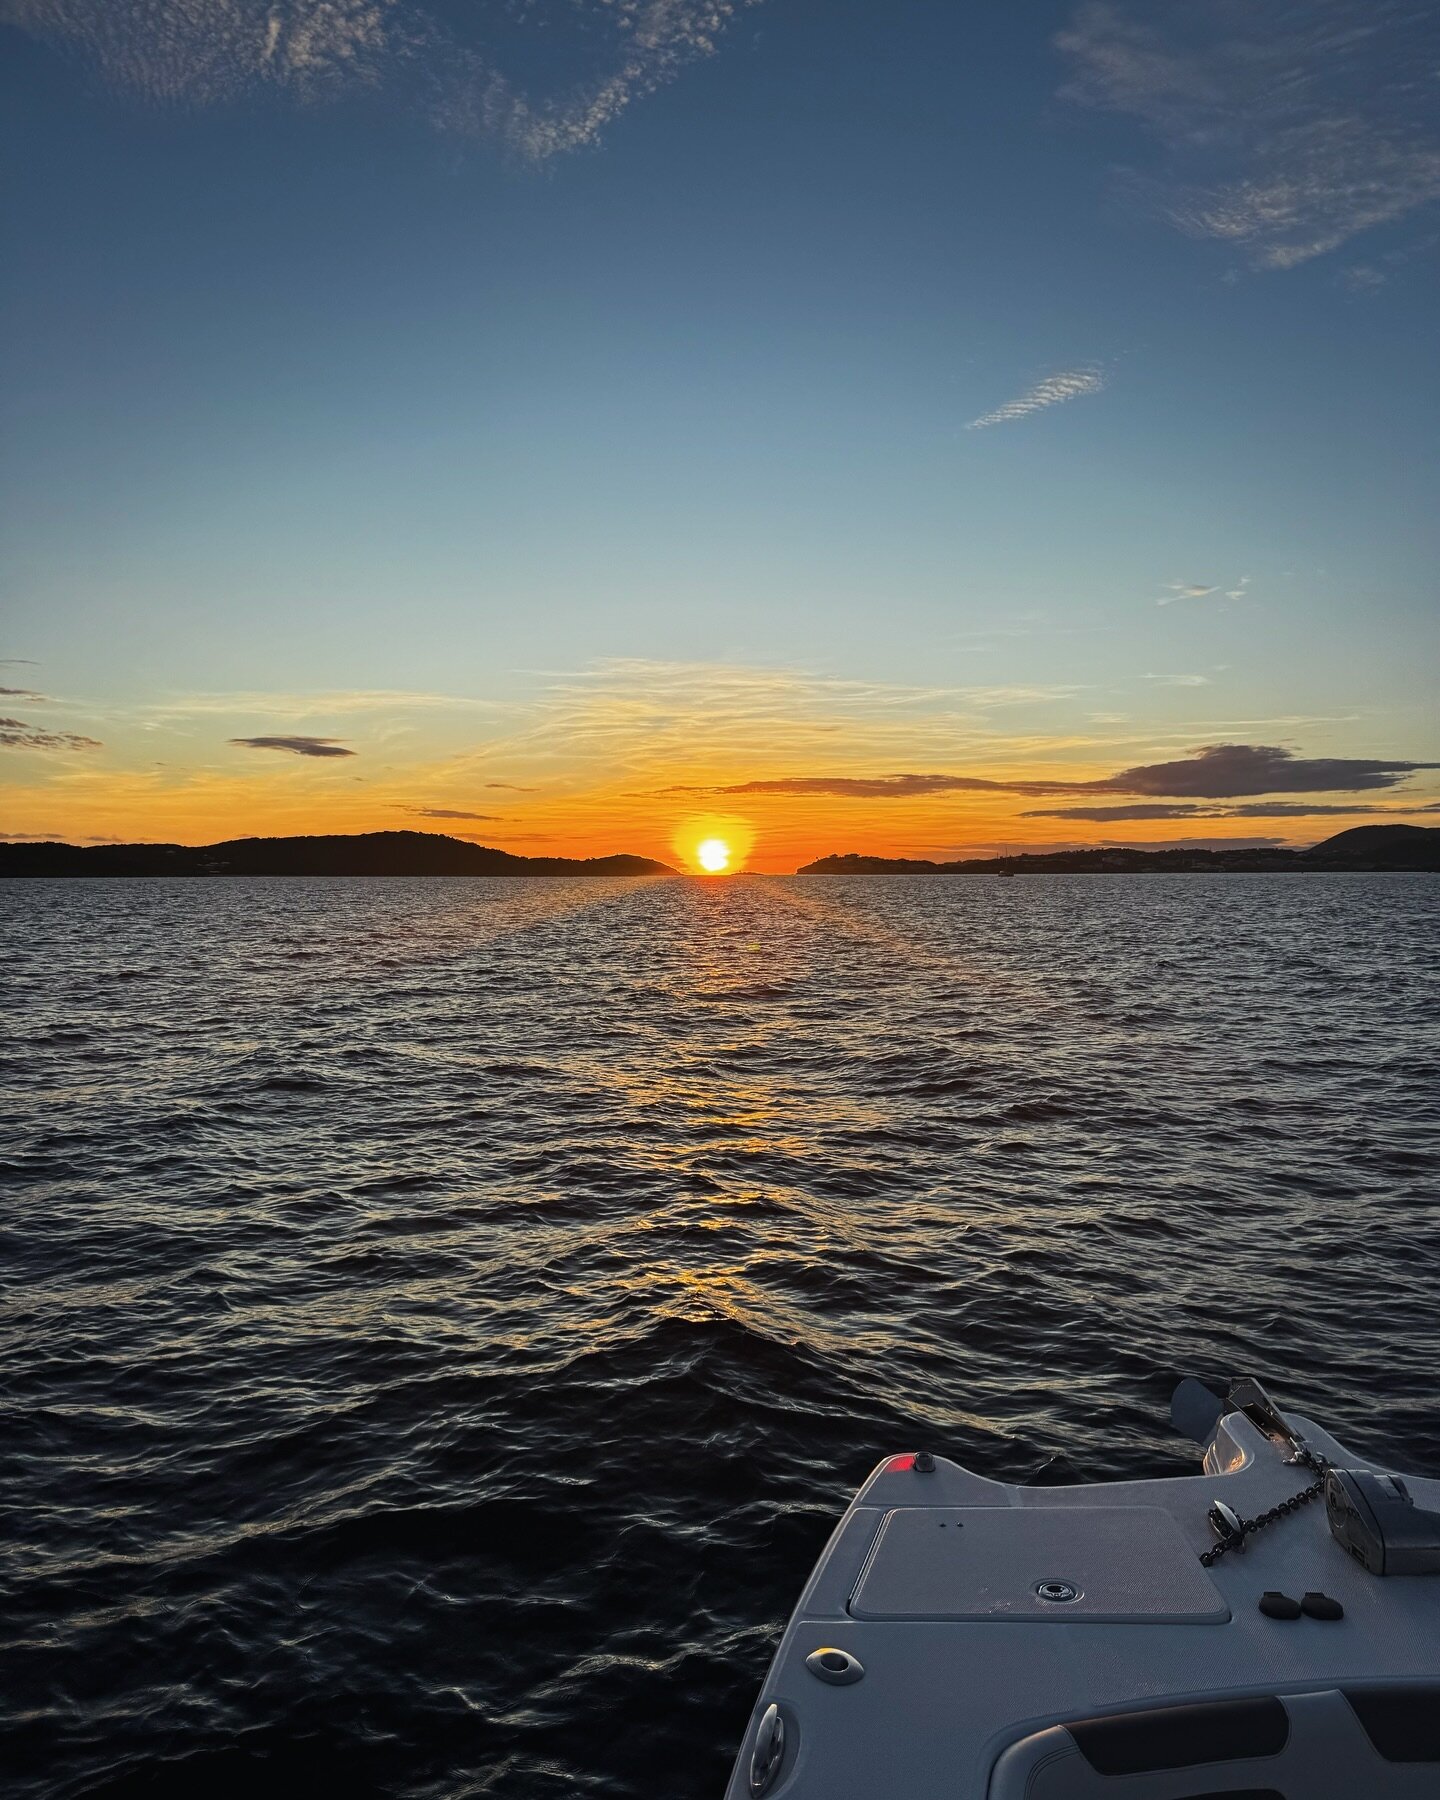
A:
3,873,1438,1798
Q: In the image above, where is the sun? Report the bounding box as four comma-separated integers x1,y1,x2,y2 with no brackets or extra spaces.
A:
673,814,754,874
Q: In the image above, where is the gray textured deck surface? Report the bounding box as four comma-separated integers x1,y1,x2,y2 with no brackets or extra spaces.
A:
725,1410,1440,1798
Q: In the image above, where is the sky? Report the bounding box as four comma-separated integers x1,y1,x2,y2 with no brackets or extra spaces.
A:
2,0,1437,872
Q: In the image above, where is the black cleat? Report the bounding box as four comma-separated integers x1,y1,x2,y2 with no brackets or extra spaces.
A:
1301,1591,1344,1620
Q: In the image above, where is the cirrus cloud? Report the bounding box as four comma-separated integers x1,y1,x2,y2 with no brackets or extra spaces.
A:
1056,1,1440,271
1155,578,1252,608
967,365,1107,430
2,0,764,163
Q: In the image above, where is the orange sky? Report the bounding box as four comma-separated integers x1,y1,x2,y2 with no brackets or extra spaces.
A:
4,660,1435,871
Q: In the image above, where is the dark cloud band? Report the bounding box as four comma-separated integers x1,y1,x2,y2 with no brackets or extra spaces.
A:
0,717,101,751
403,806,501,820
701,743,1439,801
229,735,356,758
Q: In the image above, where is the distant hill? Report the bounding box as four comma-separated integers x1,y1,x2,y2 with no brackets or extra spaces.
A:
1298,823,1440,865
799,824,1440,875
0,830,674,878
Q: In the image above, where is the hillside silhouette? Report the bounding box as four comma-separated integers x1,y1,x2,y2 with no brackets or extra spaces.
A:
800,824,1440,875
0,831,673,878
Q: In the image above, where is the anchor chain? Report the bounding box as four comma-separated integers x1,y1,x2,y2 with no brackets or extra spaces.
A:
1199,1447,1331,1567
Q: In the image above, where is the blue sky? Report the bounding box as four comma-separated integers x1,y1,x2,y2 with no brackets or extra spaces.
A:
2,0,1437,865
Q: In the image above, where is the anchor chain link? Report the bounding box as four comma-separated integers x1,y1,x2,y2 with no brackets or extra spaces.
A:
1199,1447,1331,1567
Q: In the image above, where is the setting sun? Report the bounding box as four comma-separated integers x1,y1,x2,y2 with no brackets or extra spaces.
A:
672,815,755,875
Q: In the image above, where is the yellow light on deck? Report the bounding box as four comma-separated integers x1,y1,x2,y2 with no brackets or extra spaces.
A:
696,837,731,873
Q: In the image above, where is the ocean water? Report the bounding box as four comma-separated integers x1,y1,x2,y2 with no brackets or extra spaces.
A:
3,872,1438,1798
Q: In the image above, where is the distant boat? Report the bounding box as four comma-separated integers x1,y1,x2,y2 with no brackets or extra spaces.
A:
997,868,1017,878
727,1375,1440,1798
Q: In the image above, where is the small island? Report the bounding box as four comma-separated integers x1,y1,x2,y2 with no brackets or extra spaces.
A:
799,824,1439,875
0,830,674,879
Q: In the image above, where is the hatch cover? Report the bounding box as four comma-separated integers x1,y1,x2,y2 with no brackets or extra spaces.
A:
849,1506,1228,1623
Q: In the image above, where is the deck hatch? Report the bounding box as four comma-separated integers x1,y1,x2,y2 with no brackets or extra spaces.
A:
848,1506,1229,1622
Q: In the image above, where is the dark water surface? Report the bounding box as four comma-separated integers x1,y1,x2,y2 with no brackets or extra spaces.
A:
3,874,1438,1797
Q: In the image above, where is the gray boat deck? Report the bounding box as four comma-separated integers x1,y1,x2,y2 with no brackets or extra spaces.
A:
725,1410,1440,1798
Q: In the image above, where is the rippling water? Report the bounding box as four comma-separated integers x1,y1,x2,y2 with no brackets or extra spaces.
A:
3,873,1438,1797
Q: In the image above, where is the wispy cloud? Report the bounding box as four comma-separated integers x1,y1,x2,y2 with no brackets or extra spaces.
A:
1155,577,1249,607
3,0,763,162
1144,672,1210,687
229,735,356,758
403,806,501,820
1115,835,1285,851
0,686,48,699
484,659,1081,780
1056,1,1440,270
1339,229,1440,291
1022,801,1425,822
143,688,482,721
967,365,1106,430
435,1,764,162
0,717,101,752
0,830,128,842
677,773,1001,800
0,0,392,106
